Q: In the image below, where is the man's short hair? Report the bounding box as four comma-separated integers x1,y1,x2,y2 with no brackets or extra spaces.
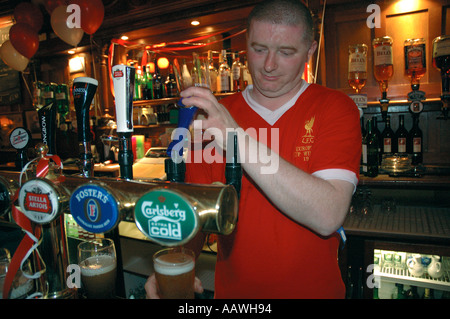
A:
247,0,314,45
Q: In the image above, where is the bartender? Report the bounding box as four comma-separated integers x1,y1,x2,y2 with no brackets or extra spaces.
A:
146,0,361,298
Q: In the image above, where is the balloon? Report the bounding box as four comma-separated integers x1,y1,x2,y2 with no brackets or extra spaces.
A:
51,5,84,47
44,0,69,14
0,40,29,72
9,23,39,59
13,2,44,31
70,0,104,35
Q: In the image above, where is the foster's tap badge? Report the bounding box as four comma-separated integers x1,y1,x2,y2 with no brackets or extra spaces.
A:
70,183,120,233
134,189,198,246
18,178,66,224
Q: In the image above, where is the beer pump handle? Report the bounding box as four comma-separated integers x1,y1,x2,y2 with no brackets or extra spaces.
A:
73,77,98,178
225,132,242,198
112,65,135,180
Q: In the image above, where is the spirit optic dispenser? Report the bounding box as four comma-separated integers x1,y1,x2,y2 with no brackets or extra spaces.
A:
373,36,394,120
405,38,427,114
432,35,450,120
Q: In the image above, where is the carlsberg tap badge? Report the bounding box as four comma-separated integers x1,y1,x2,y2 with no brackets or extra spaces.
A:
134,189,198,246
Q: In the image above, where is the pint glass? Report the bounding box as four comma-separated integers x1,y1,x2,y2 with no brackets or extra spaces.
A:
78,238,117,299
153,247,195,299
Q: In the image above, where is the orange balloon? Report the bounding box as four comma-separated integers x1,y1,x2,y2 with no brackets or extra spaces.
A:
0,40,29,72
51,5,84,46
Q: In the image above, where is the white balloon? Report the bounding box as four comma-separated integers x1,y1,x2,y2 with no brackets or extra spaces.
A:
51,5,84,47
0,40,29,72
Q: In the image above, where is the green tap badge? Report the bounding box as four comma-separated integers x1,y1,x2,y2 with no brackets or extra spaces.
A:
134,189,198,246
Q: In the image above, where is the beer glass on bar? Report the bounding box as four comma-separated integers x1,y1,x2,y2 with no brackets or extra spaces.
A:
373,36,394,120
153,247,195,299
432,35,450,119
78,238,117,299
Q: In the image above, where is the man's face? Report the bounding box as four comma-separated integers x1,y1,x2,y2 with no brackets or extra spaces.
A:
246,20,317,104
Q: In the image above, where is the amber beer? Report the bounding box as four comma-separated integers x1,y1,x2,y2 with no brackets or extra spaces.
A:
348,44,368,93
373,36,394,94
80,255,117,299
153,247,195,299
78,238,117,299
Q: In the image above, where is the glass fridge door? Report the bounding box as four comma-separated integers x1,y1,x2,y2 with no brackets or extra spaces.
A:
373,249,450,299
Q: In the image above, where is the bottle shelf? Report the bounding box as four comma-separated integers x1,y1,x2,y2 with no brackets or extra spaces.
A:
374,259,450,292
132,93,235,107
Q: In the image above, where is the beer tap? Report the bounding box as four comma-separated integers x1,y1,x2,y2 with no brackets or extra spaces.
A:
3,144,77,299
37,100,57,155
73,77,98,177
9,127,32,171
112,65,135,180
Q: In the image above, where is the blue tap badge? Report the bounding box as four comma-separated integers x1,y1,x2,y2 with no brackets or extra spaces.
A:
70,183,120,233
134,189,198,246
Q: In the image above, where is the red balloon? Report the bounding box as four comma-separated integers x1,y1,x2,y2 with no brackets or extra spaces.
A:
70,0,104,35
9,23,39,59
44,0,69,14
13,2,44,31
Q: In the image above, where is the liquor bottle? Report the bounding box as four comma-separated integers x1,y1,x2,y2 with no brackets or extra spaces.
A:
143,64,154,100
348,44,368,93
395,115,408,154
134,66,142,100
393,284,406,299
208,50,218,93
241,55,252,89
153,59,164,99
55,83,69,126
432,35,450,93
365,118,379,177
231,51,243,92
404,38,426,89
372,36,394,96
165,65,178,97
381,116,395,156
407,115,423,165
218,50,231,93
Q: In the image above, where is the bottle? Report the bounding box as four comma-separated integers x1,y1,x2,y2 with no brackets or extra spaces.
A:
381,116,395,156
231,51,243,92
134,66,143,100
153,59,164,99
143,64,154,100
393,283,406,299
241,55,252,89
395,115,408,154
165,65,178,97
423,288,434,299
407,115,423,165
361,118,367,174
406,286,420,299
373,117,382,164
366,118,379,177
218,50,231,93
348,44,368,93
208,50,218,93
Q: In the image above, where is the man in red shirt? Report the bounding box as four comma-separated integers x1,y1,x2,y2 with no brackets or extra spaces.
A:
146,0,361,298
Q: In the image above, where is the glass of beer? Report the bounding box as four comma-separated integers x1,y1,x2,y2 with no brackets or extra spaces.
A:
153,247,195,299
78,238,117,299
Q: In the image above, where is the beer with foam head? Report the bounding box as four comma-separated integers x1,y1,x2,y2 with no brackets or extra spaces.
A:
153,247,195,299
78,239,117,299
